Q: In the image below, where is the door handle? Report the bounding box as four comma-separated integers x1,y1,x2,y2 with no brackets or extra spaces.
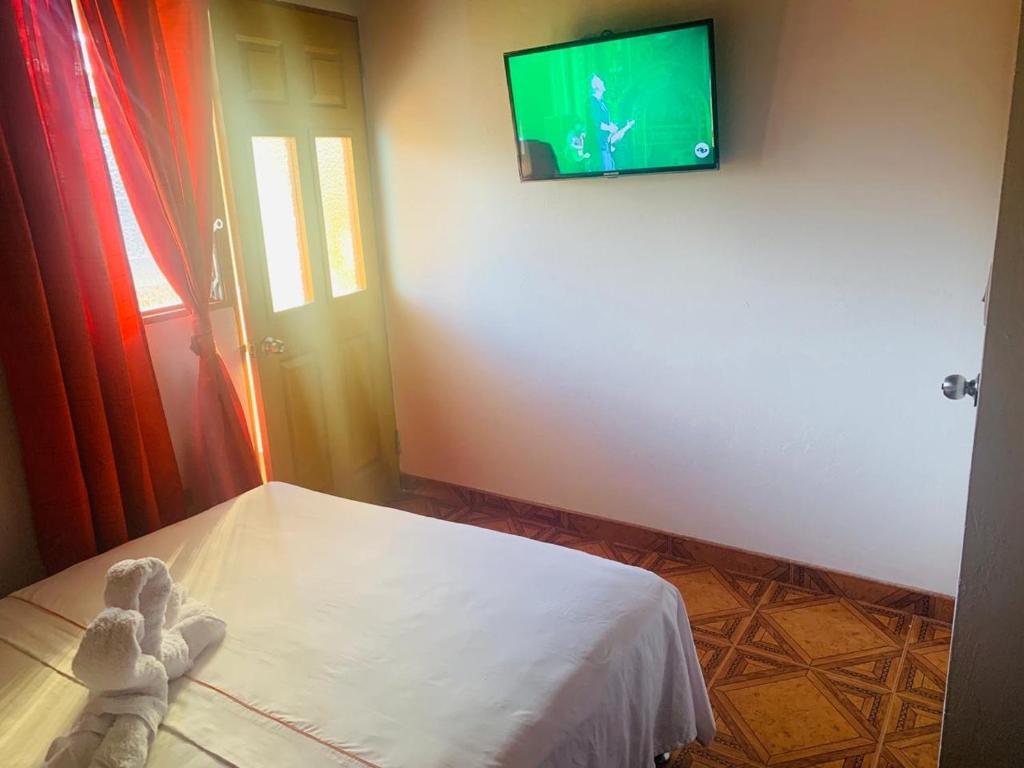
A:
942,373,980,406
260,336,287,355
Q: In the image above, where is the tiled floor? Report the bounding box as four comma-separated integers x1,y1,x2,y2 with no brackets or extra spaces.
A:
392,479,951,768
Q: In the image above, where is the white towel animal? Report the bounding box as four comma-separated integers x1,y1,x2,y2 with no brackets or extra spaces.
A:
44,559,225,768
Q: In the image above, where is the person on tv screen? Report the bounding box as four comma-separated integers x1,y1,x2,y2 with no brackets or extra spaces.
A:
587,74,635,172
567,121,590,165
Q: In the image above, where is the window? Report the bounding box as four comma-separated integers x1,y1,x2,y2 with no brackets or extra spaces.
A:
79,31,221,317
77,24,183,315
95,118,184,313
314,137,366,297
251,136,314,312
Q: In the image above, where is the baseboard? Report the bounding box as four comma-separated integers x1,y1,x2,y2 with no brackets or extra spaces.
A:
399,473,955,622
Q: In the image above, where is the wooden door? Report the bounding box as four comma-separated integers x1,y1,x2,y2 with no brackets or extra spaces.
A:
211,0,398,503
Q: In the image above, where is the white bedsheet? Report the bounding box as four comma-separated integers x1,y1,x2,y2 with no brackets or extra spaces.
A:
0,482,713,767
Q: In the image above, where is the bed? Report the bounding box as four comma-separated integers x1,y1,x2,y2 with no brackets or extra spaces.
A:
0,482,714,767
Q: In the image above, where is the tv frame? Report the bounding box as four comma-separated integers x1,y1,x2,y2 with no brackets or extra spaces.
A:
503,18,720,182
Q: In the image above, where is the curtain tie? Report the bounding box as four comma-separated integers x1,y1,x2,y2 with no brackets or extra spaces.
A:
189,330,216,358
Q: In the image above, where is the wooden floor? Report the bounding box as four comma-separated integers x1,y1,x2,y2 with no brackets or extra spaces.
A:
393,477,951,768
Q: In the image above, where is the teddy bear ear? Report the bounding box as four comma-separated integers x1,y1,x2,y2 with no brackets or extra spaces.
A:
104,558,170,613
72,607,146,690
104,561,147,611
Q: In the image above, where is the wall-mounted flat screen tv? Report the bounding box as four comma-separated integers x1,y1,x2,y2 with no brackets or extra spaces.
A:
504,19,719,181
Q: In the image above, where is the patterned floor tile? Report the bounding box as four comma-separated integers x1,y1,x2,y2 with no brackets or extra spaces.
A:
671,743,759,768
390,484,953,768
762,581,827,605
694,638,732,685
823,675,892,735
691,614,752,645
672,711,761,767
894,655,947,705
908,617,952,644
818,649,903,690
906,642,950,686
605,541,654,566
644,553,701,576
674,538,791,583
663,567,757,622
881,619,951,768
735,613,805,663
713,670,877,765
564,538,619,560
759,596,903,666
717,647,804,685
878,734,941,768
885,694,944,741
855,602,913,643
720,571,772,607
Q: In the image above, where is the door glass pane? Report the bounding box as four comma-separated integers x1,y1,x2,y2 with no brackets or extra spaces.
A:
251,136,313,312
314,137,366,297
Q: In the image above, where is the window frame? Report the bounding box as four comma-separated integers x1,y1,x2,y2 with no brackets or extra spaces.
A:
134,222,236,324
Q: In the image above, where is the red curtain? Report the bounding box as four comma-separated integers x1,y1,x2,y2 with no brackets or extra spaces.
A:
0,0,185,573
78,0,261,510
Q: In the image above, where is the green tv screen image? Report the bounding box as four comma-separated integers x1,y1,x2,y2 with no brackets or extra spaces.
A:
504,20,718,180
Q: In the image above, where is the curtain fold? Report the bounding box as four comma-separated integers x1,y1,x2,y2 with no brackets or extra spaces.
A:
78,0,261,510
0,0,185,573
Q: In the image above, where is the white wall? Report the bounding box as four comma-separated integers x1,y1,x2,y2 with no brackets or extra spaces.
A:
359,0,1020,595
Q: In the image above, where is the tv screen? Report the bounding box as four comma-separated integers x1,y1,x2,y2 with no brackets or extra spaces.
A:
504,20,719,181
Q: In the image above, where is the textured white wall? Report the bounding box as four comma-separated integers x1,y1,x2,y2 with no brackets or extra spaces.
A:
359,0,1019,594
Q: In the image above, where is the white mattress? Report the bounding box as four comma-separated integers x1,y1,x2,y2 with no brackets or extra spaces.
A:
0,482,713,767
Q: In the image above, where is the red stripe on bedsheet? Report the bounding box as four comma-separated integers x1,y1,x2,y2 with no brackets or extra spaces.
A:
9,595,88,630
0,634,84,686
7,595,384,768
182,676,383,768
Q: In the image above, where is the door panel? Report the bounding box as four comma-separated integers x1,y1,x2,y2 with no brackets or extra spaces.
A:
280,353,333,493
340,335,381,470
237,37,287,102
211,0,398,503
306,47,347,106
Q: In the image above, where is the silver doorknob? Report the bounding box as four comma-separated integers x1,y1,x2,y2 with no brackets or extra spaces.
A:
260,336,286,355
942,373,980,406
